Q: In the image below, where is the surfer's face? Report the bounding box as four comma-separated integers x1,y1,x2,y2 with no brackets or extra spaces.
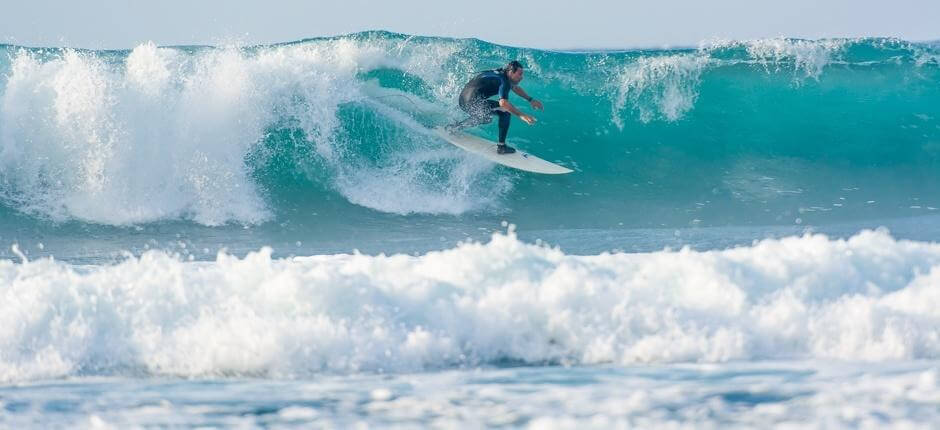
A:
508,68,524,83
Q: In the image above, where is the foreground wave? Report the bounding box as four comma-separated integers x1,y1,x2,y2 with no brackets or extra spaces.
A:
2,228,939,382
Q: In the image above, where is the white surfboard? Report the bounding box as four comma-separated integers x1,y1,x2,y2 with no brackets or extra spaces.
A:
434,127,573,174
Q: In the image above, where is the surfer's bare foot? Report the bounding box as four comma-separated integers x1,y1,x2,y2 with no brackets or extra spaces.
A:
497,144,516,154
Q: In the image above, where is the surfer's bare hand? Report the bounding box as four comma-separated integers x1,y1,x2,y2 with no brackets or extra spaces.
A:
530,99,543,110
520,114,537,125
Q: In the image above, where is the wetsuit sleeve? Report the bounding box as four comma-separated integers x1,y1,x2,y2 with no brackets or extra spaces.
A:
498,76,511,100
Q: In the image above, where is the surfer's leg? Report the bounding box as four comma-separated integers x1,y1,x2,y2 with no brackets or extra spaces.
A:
478,100,510,142
450,114,491,130
449,97,493,131
479,100,511,143
482,100,515,154
496,110,510,143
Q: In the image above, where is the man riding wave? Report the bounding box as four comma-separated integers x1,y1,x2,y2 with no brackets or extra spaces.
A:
448,60,543,154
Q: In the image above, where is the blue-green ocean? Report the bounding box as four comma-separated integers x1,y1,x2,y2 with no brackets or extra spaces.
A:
1,32,939,428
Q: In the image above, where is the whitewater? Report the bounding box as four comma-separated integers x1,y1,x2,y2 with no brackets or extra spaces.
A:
1,32,939,428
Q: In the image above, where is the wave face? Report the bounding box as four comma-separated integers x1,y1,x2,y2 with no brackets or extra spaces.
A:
1,33,939,228
2,229,940,381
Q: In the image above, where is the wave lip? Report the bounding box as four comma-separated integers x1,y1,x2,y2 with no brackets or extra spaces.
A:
611,54,709,125
2,228,939,381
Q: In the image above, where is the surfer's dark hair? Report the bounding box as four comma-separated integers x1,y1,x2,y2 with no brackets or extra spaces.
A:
498,60,524,74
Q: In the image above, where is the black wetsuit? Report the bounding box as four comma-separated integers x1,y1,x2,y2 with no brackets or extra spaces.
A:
453,70,513,143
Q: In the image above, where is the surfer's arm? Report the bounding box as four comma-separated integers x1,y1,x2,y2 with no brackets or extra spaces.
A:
512,86,543,110
499,98,537,125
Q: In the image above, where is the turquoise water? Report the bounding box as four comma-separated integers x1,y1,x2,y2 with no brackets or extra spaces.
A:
1,33,938,240
1,32,940,428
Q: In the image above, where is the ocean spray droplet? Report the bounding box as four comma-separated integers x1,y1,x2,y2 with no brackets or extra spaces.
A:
371,388,393,401
11,244,27,263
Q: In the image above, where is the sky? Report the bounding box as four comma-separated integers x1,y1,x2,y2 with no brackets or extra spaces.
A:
2,0,939,50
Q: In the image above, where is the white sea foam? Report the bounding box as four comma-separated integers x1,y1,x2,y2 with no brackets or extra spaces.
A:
607,38,859,125
611,54,709,126
741,38,847,80
703,38,848,80
0,45,277,225
334,89,511,216
2,228,940,382
913,43,940,67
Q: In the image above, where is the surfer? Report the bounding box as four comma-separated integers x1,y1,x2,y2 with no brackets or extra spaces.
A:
448,60,543,154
